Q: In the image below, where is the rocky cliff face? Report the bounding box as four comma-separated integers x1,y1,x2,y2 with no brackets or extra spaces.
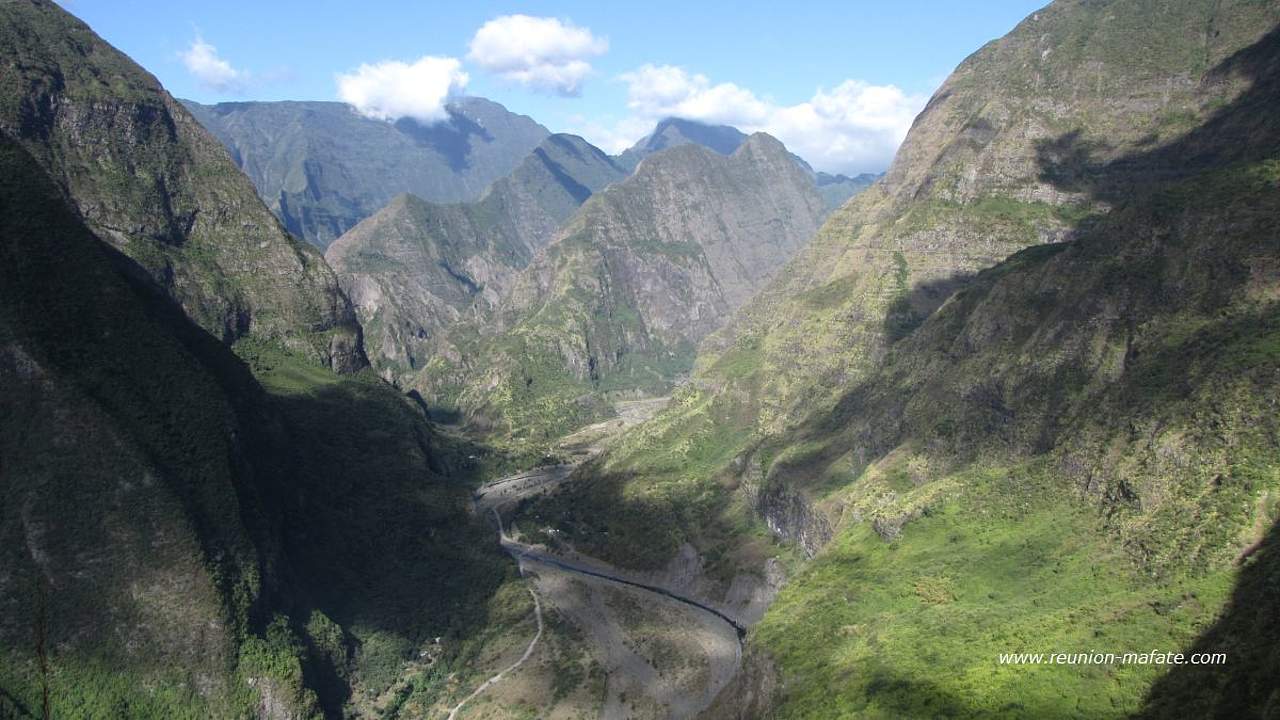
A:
422,133,828,439
326,134,627,384
0,3,509,717
702,0,1280,437
184,97,550,248
0,0,363,371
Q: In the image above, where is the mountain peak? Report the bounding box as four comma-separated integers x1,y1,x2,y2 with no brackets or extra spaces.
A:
183,94,550,248
616,117,749,171
0,0,364,370
736,131,788,155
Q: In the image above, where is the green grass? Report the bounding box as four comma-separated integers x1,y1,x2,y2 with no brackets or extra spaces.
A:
754,463,1238,719
893,196,1096,246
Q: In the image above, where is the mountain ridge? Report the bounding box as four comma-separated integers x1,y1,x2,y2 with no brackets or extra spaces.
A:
0,0,364,371
417,131,829,439
183,96,551,248
510,2,1280,716
326,132,629,384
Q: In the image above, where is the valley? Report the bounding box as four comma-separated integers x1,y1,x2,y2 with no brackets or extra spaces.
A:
2,0,1279,718
441,395,766,719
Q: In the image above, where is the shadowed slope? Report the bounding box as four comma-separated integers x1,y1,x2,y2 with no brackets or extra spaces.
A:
0,0,364,371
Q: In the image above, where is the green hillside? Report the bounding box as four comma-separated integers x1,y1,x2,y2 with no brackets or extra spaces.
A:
516,2,1280,717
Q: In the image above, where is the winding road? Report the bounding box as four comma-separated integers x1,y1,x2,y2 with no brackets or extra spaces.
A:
447,396,750,719
445,584,543,720
493,508,747,639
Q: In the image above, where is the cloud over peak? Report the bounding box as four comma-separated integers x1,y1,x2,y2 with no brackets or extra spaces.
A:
599,64,925,174
336,56,469,124
468,15,607,96
620,65,769,127
180,37,246,94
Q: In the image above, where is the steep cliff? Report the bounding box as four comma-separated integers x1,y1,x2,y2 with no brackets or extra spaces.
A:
0,3,510,717
0,0,363,371
326,134,627,384
509,1,1280,716
747,27,1280,712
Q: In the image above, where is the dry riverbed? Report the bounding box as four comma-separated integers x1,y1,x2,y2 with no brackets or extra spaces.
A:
430,395,781,719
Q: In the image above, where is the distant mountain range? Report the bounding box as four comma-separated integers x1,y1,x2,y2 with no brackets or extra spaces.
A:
186,103,881,249
322,116,874,390
416,132,830,437
619,117,881,211
183,98,551,248
616,117,751,170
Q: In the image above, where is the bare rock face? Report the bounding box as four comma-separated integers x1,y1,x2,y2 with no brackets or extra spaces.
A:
422,132,828,437
326,134,627,384
0,0,364,371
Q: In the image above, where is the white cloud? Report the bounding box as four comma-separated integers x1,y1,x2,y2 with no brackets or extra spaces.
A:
180,37,246,94
618,65,770,127
336,56,469,124
568,115,656,155
584,64,927,174
468,15,607,96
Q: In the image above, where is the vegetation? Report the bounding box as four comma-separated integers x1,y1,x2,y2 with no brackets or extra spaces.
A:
754,461,1240,719
508,4,1280,719
6,0,1280,718
0,0,363,369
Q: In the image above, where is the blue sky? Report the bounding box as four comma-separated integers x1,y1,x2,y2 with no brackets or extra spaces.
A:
58,0,1047,173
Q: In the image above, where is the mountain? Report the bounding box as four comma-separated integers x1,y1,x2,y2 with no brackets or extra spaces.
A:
0,2,511,717
420,132,828,439
509,0,1280,717
183,97,551,248
0,1,363,371
326,134,628,384
615,117,748,171
619,117,880,210
815,170,881,211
